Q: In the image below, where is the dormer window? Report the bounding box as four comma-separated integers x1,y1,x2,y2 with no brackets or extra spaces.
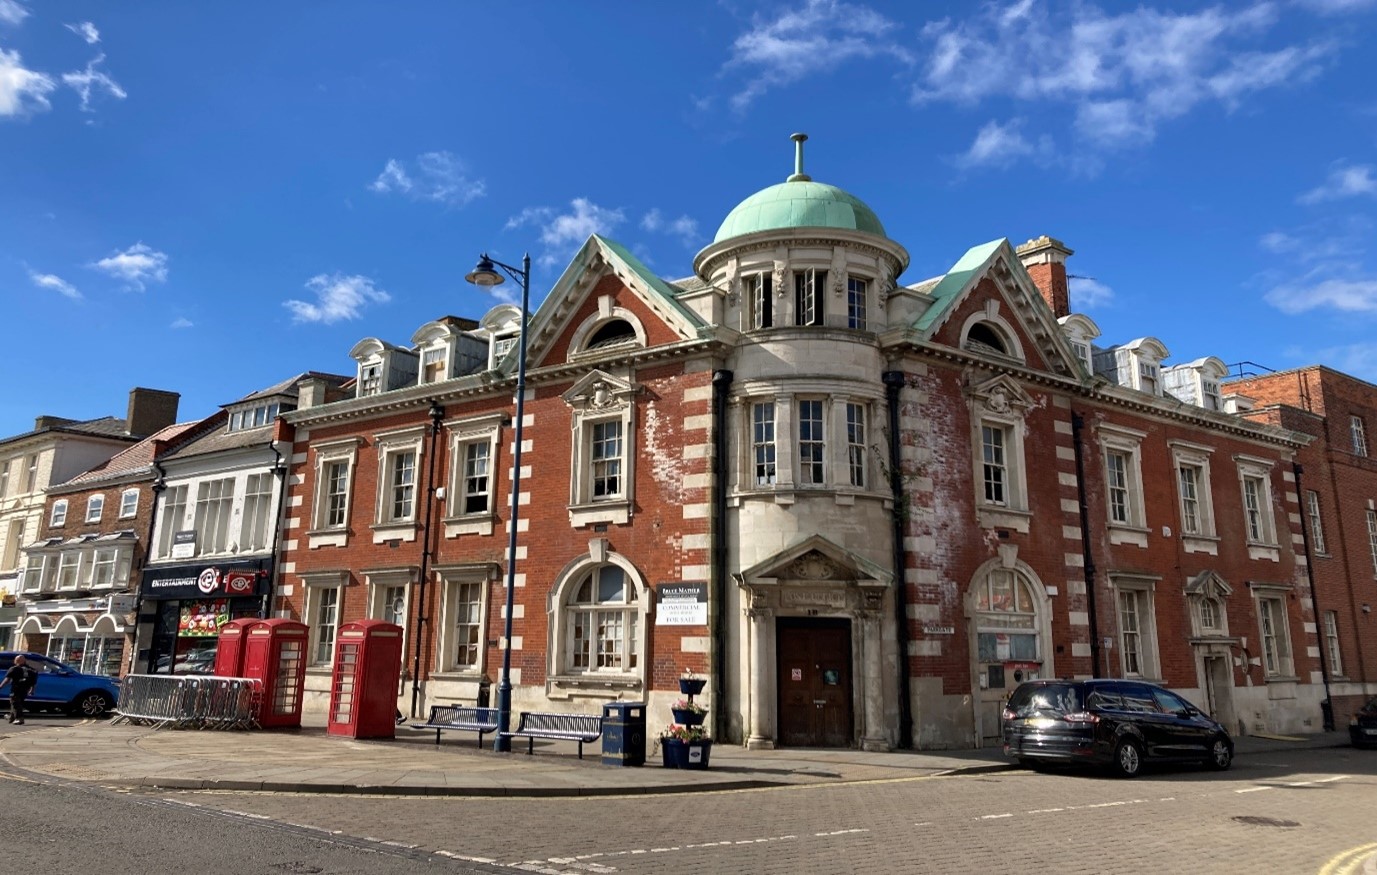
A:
1138,361,1159,395
1071,341,1091,373
491,335,517,369
360,363,382,396
1202,381,1221,410
421,347,447,384
228,402,280,432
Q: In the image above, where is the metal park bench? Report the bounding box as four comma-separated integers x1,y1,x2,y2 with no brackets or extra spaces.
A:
417,705,501,748
500,711,603,758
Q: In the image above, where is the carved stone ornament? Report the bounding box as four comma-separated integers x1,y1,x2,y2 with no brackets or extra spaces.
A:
788,552,838,580
986,387,1010,414
877,260,894,309
861,588,884,610
830,249,847,297
724,257,740,307
773,260,787,297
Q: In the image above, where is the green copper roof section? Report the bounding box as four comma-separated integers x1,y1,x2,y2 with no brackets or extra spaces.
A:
712,180,887,243
595,236,705,328
912,239,1007,333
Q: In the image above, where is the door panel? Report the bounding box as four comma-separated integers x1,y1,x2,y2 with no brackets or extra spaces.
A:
777,619,852,747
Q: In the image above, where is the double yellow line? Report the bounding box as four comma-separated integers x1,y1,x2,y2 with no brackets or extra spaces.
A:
1320,843,1377,875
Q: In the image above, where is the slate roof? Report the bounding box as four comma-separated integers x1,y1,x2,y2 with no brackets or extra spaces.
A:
0,416,138,451
58,421,201,489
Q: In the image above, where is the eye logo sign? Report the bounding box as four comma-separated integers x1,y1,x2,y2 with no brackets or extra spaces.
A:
197,568,221,594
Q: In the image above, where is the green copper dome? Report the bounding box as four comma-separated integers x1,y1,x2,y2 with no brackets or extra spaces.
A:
712,179,887,244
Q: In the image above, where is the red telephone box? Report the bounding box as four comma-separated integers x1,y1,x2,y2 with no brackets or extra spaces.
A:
242,619,308,729
326,619,403,739
213,618,258,677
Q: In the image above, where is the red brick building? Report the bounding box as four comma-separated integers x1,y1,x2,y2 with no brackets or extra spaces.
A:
277,136,1332,749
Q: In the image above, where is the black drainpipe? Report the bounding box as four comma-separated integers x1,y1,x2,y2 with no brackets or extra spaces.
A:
130,461,167,675
410,400,445,719
710,369,732,743
1070,412,1102,677
882,371,913,748
1293,461,1335,731
265,439,288,620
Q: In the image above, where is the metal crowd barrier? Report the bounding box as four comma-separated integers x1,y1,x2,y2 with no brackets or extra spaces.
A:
112,674,262,730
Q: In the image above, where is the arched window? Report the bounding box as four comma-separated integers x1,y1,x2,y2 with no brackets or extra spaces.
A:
965,322,1008,356
564,564,640,673
974,568,1040,685
585,319,637,350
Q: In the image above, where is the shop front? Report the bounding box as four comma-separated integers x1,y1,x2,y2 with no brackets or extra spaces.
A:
12,594,136,676
138,559,272,674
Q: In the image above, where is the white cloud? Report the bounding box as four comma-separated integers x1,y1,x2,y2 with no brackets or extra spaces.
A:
1298,163,1377,204
956,119,1039,167
723,0,913,111
1264,276,1377,313
1295,0,1377,13
65,21,99,44
1069,275,1114,309
91,242,168,290
283,273,391,324
506,198,626,267
62,54,126,111
642,208,700,246
0,1,28,26
0,47,56,117
912,2,1331,163
367,151,484,207
29,270,80,300
170,317,193,329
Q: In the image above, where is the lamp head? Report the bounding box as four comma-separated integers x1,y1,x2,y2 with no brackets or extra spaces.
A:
465,254,505,288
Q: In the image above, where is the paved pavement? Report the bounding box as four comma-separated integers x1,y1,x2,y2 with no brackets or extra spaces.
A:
0,713,1350,797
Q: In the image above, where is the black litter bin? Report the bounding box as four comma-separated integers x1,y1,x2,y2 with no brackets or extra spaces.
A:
601,701,646,767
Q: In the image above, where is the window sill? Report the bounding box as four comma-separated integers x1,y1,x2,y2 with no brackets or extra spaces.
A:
371,522,418,544
569,499,630,527
977,506,1031,534
1181,534,1219,555
548,674,643,698
306,528,350,549
1246,543,1281,562
443,512,497,538
1107,524,1149,548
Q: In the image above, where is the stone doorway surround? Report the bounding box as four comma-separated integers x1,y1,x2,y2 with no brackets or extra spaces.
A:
734,534,893,751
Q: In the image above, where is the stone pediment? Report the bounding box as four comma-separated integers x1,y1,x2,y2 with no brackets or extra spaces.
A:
1184,570,1233,599
738,534,892,588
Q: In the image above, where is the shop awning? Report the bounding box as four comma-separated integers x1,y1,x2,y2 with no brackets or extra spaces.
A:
51,613,98,637
90,612,128,636
16,614,54,634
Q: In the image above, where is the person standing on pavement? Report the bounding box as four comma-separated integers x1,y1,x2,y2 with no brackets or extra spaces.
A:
1,654,38,725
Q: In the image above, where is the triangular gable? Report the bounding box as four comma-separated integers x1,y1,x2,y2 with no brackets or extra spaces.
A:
912,239,1083,380
738,533,892,587
512,235,709,374
1184,570,1233,599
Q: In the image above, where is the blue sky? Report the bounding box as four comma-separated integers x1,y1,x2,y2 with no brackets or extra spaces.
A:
3,0,1376,437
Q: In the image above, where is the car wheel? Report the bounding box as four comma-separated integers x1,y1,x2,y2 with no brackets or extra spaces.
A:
1112,738,1143,778
70,691,113,718
1207,737,1232,771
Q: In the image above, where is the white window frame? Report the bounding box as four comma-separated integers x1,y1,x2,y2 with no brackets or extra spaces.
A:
119,488,139,519
1352,415,1369,457
1136,359,1160,396
748,272,773,330
309,437,361,548
302,572,348,668
56,551,81,591
549,551,648,692
85,494,104,523
1169,441,1217,549
443,414,503,537
565,373,637,527
1101,425,1147,538
794,268,826,327
1305,490,1326,555
0,459,9,497
845,402,867,489
50,499,68,528
193,477,235,556
1201,380,1221,411
1367,507,1377,577
156,484,189,559
435,565,490,676
364,567,414,672
846,276,868,330
23,453,38,492
1252,586,1294,679
1111,576,1160,681
751,401,777,487
240,472,275,553
797,397,826,487
90,547,126,589
3,519,24,571
1235,456,1278,548
967,378,1033,532
372,426,426,542
359,361,383,397
1323,610,1343,677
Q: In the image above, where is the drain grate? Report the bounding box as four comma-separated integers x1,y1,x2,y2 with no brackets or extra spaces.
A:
1233,815,1300,828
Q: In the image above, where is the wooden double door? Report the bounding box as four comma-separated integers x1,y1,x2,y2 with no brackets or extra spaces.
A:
776,618,853,747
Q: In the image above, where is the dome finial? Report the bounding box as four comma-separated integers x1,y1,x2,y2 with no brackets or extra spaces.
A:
787,132,811,182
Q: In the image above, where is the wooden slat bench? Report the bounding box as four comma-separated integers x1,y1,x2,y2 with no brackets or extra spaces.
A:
417,705,500,748
499,711,603,758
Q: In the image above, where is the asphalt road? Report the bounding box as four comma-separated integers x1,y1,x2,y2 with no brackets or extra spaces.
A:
3,732,1375,874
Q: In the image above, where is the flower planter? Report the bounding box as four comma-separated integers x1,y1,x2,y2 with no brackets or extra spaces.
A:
661,737,712,770
679,677,707,696
671,707,706,726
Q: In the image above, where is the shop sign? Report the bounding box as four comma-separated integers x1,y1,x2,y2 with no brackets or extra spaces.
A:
170,530,197,560
656,582,707,626
922,625,954,635
141,560,272,599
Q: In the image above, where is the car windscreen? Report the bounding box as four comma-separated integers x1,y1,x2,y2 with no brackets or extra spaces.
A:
1006,683,1083,718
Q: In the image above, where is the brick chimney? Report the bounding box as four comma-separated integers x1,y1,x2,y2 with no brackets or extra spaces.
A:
1016,236,1073,318
127,387,180,436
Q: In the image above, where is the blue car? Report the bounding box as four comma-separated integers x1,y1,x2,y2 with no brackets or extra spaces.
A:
0,651,120,717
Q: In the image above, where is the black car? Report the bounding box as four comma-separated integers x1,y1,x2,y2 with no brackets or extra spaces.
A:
1350,696,1377,748
1002,679,1233,778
